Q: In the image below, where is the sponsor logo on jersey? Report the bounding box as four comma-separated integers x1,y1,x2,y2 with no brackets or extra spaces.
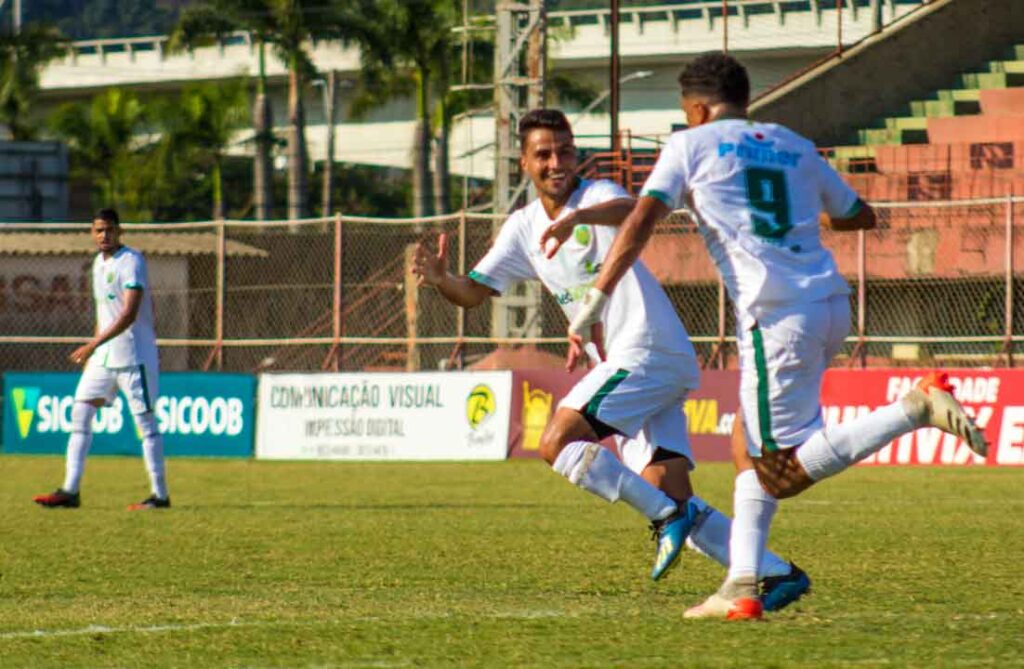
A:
718,134,803,168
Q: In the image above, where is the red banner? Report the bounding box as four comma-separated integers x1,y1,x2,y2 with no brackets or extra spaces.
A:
822,369,1022,467
508,368,1024,466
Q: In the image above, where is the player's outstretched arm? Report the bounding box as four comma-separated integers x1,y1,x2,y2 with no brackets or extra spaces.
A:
828,199,877,232
540,197,636,259
69,288,143,365
411,232,494,309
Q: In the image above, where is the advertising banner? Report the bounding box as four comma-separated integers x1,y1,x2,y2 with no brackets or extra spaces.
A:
2,372,255,457
822,369,1022,466
255,371,513,461
507,370,737,463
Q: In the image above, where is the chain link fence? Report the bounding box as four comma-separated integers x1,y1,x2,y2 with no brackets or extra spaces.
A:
1,196,1021,374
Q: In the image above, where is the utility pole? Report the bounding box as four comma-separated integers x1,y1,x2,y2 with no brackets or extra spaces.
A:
320,70,338,218
610,0,620,153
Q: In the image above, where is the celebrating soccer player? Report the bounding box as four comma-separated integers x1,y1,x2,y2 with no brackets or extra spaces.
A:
412,109,809,610
568,53,987,619
34,208,170,511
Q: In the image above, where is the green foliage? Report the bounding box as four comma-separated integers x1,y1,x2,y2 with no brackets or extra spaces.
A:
25,0,182,40
1,457,1022,666
0,23,68,140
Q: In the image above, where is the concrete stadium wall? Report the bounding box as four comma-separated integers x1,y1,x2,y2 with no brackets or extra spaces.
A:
750,0,1024,146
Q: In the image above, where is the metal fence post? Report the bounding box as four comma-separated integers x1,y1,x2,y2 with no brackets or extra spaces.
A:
330,212,344,371
457,211,467,369
205,219,226,371
1005,191,1015,367
857,227,867,368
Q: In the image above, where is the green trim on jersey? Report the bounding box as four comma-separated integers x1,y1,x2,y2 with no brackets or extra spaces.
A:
841,198,864,219
139,364,153,412
467,270,501,294
641,189,674,208
751,326,778,452
584,368,629,418
123,282,144,289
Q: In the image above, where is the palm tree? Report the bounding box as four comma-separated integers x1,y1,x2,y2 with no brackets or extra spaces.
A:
0,23,68,140
157,80,251,219
49,88,148,209
173,1,380,221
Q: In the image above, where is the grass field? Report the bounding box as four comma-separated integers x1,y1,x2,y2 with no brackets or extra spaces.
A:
1,455,1022,668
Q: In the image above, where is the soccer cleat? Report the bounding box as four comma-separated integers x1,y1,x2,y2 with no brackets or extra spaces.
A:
649,498,701,581
33,489,80,508
911,372,988,457
127,495,171,511
684,593,764,620
760,562,811,612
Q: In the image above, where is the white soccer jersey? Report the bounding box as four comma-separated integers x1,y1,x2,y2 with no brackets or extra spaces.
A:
470,179,698,382
641,119,859,319
91,246,158,368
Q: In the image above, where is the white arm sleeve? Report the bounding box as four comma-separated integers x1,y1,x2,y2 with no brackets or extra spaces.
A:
639,134,690,209
122,252,147,291
814,154,861,218
467,214,537,294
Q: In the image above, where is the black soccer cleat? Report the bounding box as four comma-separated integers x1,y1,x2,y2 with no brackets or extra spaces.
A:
34,489,81,508
127,495,171,511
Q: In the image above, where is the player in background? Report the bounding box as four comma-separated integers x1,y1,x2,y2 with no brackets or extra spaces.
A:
567,53,987,620
34,208,170,511
413,109,809,610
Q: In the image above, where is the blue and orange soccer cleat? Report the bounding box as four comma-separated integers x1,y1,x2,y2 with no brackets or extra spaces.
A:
650,498,701,581
760,562,811,612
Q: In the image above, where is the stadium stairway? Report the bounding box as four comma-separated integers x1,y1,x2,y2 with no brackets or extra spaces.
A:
822,42,1024,201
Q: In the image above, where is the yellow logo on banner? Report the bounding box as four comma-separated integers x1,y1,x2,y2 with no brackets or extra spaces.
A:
684,398,719,435
521,382,553,451
466,384,496,429
12,387,40,439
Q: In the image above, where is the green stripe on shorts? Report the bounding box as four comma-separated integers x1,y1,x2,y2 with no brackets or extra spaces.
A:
139,364,153,413
751,326,778,452
584,368,629,418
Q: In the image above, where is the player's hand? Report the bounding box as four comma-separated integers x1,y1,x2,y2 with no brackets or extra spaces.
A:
69,342,96,366
539,211,577,259
411,232,449,287
566,287,608,371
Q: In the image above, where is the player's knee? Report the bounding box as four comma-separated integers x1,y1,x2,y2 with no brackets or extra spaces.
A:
135,412,160,439
71,402,97,434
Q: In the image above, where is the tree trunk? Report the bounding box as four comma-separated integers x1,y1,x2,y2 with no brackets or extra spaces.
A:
411,69,432,219
432,121,450,215
253,39,273,221
212,156,224,220
287,58,308,221
321,70,337,218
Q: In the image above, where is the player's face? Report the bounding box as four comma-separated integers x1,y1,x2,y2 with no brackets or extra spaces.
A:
681,93,712,128
520,128,578,200
91,218,121,254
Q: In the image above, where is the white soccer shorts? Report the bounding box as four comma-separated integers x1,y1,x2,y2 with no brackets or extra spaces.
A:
75,358,159,415
737,294,850,456
559,355,696,474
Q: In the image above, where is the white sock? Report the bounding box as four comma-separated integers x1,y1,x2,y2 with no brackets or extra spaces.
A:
62,402,96,494
135,412,168,499
727,469,777,583
797,401,916,481
552,440,676,521
686,500,792,579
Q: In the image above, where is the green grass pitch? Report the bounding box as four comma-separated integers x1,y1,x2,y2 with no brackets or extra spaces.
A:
1,455,1022,668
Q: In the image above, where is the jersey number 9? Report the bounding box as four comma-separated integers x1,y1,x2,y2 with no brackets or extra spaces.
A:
745,167,792,239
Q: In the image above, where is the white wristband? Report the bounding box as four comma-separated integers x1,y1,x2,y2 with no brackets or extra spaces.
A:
568,287,608,336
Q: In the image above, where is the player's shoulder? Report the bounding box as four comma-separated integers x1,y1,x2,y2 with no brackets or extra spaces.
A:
577,177,629,201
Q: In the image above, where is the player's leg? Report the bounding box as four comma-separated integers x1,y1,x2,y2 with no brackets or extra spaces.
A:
34,362,116,508
629,401,794,585
540,406,676,523
119,363,170,510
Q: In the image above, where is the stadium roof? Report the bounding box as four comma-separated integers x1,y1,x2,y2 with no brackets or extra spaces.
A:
0,232,269,258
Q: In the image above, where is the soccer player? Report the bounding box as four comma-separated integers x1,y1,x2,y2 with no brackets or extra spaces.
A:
33,208,170,511
413,108,809,609
567,53,987,620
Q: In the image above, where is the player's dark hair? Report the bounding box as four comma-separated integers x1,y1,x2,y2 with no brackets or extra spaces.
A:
94,208,120,227
518,108,573,150
677,52,750,107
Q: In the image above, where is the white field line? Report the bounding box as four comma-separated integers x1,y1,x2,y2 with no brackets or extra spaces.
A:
0,610,567,641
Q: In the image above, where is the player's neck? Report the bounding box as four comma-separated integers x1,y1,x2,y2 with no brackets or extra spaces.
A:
538,178,579,220
101,244,123,260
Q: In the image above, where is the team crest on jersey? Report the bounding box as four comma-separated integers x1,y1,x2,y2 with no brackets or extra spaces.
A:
573,224,591,247
105,272,115,284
